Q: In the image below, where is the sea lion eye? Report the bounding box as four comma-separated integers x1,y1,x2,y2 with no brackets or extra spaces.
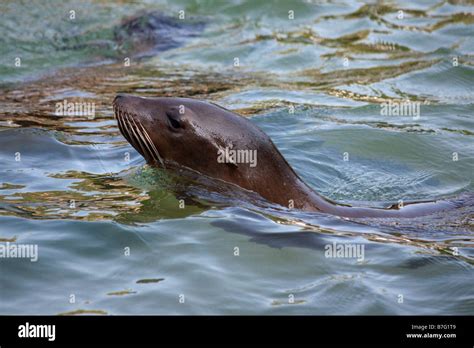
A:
166,111,182,129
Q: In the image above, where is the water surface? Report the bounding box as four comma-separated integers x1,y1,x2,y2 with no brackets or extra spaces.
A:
0,0,473,315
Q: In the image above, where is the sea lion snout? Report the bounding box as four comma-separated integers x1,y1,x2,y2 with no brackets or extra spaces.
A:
113,93,127,104
113,94,166,166
113,94,148,113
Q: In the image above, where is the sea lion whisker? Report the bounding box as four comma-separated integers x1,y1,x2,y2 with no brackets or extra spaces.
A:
129,115,157,164
114,109,125,135
129,114,164,167
123,113,155,163
137,121,166,168
121,112,148,160
114,106,153,164
134,124,159,164
116,110,133,144
119,112,135,146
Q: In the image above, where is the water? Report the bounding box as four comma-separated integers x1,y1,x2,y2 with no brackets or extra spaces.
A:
1,0,473,315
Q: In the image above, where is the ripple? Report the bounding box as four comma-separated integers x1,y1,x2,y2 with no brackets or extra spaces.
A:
1,0,473,316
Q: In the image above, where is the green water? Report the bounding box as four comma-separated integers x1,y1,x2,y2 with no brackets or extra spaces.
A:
0,0,473,314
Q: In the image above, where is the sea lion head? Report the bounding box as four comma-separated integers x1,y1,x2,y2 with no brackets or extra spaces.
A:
112,94,285,190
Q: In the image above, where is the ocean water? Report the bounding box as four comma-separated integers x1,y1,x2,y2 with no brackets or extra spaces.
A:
0,0,473,315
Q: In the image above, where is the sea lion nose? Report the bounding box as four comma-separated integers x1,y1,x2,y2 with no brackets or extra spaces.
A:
114,94,127,103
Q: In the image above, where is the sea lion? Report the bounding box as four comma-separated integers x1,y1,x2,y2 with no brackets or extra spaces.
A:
112,94,460,218
55,11,204,59
114,11,204,58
